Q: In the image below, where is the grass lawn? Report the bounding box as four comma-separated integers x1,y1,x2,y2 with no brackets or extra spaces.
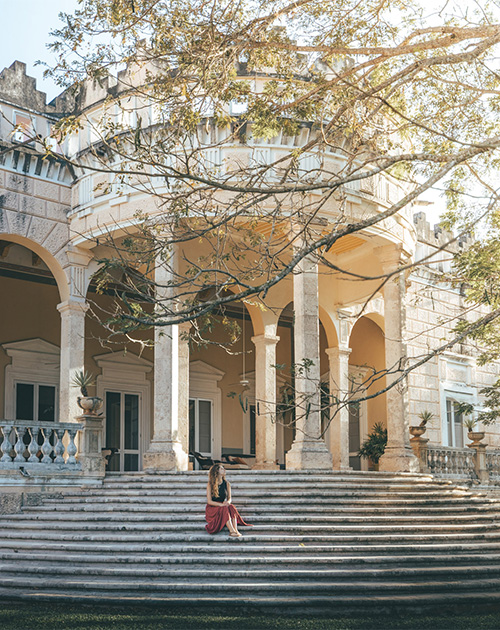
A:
2,601,500,630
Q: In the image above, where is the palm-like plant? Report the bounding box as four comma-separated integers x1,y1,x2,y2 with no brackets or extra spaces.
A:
71,370,95,397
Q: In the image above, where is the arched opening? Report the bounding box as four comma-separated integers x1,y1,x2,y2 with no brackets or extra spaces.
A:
276,301,329,466
85,263,155,472
348,316,386,470
190,291,257,464
0,240,62,423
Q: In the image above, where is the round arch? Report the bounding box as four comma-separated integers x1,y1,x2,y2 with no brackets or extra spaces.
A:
319,306,339,348
0,234,69,302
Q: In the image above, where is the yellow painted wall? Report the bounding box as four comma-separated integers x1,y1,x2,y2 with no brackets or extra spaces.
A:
0,275,61,415
349,317,387,430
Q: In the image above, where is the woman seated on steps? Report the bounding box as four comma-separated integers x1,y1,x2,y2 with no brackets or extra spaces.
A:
205,463,251,538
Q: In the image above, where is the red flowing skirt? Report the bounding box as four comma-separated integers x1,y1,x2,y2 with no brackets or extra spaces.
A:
205,503,252,534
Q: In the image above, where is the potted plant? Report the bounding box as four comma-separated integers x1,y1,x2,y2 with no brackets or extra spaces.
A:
410,410,434,440
358,422,387,470
463,415,485,447
71,370,103,416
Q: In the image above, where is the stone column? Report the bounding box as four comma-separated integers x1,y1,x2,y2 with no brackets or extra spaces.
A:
252,333,280,469
143,253,188,471
325,346,352,470
377,248,419,473
178,322,191,457
286,254,333,470
57,300,89,423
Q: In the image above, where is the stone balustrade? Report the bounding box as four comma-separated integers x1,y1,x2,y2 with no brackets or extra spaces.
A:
0,421,81,468
425,446,476,480
410,437,500,485
486,451,500,483
0,415,106,481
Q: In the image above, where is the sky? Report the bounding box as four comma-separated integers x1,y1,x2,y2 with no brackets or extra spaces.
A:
0,0,79,102
0,0,446,224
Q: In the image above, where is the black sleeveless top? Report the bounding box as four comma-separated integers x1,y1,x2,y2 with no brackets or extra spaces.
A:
211,479,227,503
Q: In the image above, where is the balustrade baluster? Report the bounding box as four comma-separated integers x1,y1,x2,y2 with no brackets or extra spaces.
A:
53,430,65,464
40,429,53,463
1,425,13,462
14,427,27,462
66,429,78,465
27,428,39,462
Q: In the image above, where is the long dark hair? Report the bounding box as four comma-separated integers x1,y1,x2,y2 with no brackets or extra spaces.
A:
208,463,223,498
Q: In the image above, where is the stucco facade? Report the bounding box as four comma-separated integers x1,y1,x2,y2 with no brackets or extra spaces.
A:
1,60,498,474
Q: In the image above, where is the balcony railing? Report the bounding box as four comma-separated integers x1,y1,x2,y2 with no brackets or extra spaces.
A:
0,416,105,481
411,435,500,485
425,446,476,480
0,421,81,469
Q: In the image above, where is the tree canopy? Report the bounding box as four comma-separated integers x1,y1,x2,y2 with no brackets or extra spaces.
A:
25,0,500,421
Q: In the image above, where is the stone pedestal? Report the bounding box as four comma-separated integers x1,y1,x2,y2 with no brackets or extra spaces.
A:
252,334,280,470
409,434,429,473
57,300,89,423
286,254,332,470
325,346,352,471
377,248,419,473
77,414,106,478
468,442,489,485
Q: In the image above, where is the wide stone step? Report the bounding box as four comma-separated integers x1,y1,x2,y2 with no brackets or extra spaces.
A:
1,520,497,535
3,588,500,614
3,549,500,567
6,511,500,524
37,495,490,511
3,528,500,545
94,478,458,492
4,560,500,580
4,539,500,557
2,573,500,597
20,502,500,515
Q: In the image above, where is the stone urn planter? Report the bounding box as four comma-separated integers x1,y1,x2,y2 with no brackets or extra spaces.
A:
467,431,486,447
409,426,427,440
77,396,103,416
72,370,103,416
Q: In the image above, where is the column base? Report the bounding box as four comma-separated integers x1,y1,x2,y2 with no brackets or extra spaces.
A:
143,440,188,471
286,440,333,470
378,446,420,473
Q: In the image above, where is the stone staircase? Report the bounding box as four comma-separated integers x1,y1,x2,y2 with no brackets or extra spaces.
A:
2,470,500,613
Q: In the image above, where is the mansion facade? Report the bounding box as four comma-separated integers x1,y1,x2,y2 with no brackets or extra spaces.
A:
1,60,499,479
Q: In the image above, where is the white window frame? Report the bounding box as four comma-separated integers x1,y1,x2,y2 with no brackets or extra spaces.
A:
95,351,152,470
189,397,214,457
2,339,60,421
14,380,58,422
439,352,477,447
189,360,224,460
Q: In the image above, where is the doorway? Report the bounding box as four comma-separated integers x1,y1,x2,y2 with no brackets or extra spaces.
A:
105,390,141,471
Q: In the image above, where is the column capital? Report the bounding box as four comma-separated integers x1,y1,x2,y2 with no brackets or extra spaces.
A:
375,244,410,273
251,334,280,347
57,299,89,315
325,346,351,361
66,246,94,267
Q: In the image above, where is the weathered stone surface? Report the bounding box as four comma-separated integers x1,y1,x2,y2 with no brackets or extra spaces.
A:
59,186,71,205
46,201,68,222
42,221,69,254
0,190,19,212
26,215,53,244
18,193,45,217
0,492,22,514
0,61,48,110
33,179,60,202
6,172,34,195
5,208,32,236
